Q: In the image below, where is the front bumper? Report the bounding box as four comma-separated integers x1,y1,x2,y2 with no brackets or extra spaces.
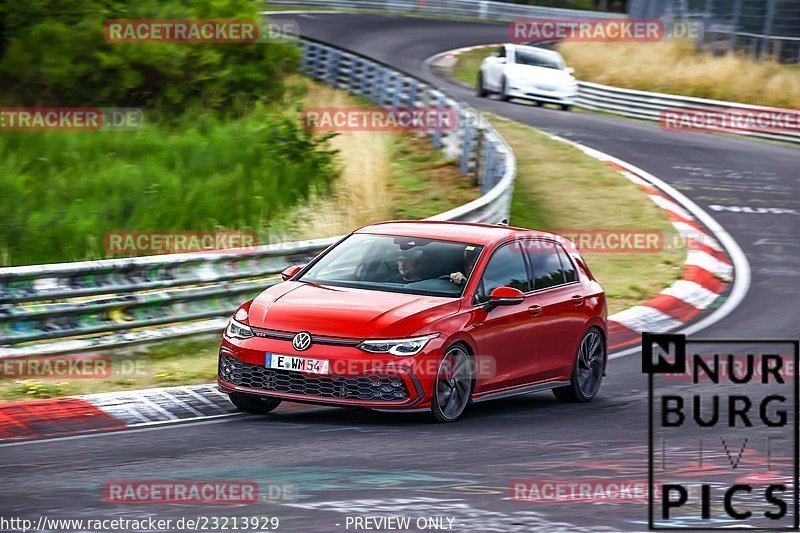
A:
217,335,438,409
507,85,577,104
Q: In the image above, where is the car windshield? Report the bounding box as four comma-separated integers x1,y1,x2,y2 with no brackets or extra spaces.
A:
299,233,484,298
514,49,564,70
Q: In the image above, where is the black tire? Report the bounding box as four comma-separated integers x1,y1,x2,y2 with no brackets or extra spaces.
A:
431,344,474,423
560,104,572,111
500,77,511,102
229,393,282,414
534,100,544,107
553,327,605,403
476,72,488,97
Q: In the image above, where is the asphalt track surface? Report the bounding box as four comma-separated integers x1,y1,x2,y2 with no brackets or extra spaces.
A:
2,13,799,533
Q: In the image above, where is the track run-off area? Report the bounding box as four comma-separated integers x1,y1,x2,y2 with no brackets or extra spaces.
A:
2,12,799,533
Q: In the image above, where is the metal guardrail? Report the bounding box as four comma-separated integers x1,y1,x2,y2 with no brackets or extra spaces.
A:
0,38,516,358
266,0,623,20
575,80,800,145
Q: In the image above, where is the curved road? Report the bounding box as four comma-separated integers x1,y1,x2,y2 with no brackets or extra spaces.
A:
2,13,798,533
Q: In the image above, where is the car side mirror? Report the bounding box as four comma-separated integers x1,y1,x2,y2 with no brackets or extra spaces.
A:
281,265,303,281
565,66,575,75
483,286,525,312
496,57,507,64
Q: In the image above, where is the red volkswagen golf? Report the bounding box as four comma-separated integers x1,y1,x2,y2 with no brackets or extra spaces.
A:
218,221,607,422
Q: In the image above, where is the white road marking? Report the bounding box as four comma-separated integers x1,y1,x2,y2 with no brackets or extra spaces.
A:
661,280,720,309
648,194,693,220
672,221,723,251
685,250,733,281
0,413,247,448
609,306,683,333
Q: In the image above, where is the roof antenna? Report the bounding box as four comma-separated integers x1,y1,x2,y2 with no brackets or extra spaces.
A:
498,219,509,226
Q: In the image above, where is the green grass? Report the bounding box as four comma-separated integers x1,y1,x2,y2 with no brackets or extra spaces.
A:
0,102,337,266
389,136,477,220
0,336,222,401
452,47,495,88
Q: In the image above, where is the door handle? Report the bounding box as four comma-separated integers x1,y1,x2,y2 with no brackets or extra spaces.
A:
571,295,584,306
528,305,542,317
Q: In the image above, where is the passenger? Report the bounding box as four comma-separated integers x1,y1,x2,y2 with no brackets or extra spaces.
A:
449,246,480,285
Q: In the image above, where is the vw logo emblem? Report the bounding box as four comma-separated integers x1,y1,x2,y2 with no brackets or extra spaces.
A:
292,331,312,351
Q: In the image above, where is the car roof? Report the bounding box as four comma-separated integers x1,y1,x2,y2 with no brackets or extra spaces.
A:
354,220,560,246
510,44,563,58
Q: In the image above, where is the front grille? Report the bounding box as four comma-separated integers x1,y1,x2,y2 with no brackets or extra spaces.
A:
250,327,360,347
218,353,409,402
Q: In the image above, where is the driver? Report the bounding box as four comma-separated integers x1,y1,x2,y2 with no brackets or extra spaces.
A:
397,248,427,283
449,246,479,285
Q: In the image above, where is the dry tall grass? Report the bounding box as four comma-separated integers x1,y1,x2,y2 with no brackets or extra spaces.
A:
558,40,800,109
280,83,396,239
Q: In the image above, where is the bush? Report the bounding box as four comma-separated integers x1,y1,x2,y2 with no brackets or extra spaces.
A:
0,0,299,114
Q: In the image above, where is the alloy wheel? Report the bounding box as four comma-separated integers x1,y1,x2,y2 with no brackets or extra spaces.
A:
575,329,604,398
434,346,473,421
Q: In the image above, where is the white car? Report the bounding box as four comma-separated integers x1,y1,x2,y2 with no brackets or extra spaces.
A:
477,44,578,110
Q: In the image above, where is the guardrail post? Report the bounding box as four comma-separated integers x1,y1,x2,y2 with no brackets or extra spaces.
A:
371,67,385,104
473,125,486,187
459,112,474,174
392,75,403,109
301,42,317,76
327,49,341,86
347,55,358,94
361,61,374,97
728,0,743,54
431,94,445,148
311,46,325,81
482,139,496,194
385,70,396,107
493,148,506,188
407,79,419,108
761,0,777,59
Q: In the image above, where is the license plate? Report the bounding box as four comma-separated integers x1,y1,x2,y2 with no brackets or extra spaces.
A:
265,353,329,375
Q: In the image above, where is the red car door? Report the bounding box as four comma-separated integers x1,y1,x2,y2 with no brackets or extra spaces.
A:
525,240,586,382
471,241,541,391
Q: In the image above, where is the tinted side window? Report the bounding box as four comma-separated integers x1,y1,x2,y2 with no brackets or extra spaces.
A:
476,243,529,302
526,240,565,289
556,244,577,283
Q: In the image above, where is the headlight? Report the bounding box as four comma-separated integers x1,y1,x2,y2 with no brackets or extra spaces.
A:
357,333,440,356
225,317,254,340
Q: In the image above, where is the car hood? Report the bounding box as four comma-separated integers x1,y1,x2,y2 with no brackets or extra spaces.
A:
248,281,461,339
505,64,575,87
